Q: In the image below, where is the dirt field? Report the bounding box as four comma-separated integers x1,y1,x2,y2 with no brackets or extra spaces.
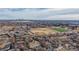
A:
30,28,57,35
0,25,15,31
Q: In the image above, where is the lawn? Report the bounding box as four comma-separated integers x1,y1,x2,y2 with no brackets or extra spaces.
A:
53,27,68,32
30,27,68,36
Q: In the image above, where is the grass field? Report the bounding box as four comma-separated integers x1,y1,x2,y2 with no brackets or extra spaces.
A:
30,27,68,35
53,27,68,32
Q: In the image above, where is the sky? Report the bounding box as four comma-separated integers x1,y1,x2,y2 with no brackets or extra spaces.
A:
0,8,79,20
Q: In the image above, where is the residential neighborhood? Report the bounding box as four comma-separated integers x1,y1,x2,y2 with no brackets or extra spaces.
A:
0,20,79,51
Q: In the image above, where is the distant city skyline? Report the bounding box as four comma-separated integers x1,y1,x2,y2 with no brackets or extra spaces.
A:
0,8,79,20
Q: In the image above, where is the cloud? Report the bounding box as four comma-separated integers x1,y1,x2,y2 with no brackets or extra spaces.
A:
47,14,79,20
0,8,78,20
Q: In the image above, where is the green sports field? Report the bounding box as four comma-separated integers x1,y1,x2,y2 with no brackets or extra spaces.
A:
53,27,68,32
